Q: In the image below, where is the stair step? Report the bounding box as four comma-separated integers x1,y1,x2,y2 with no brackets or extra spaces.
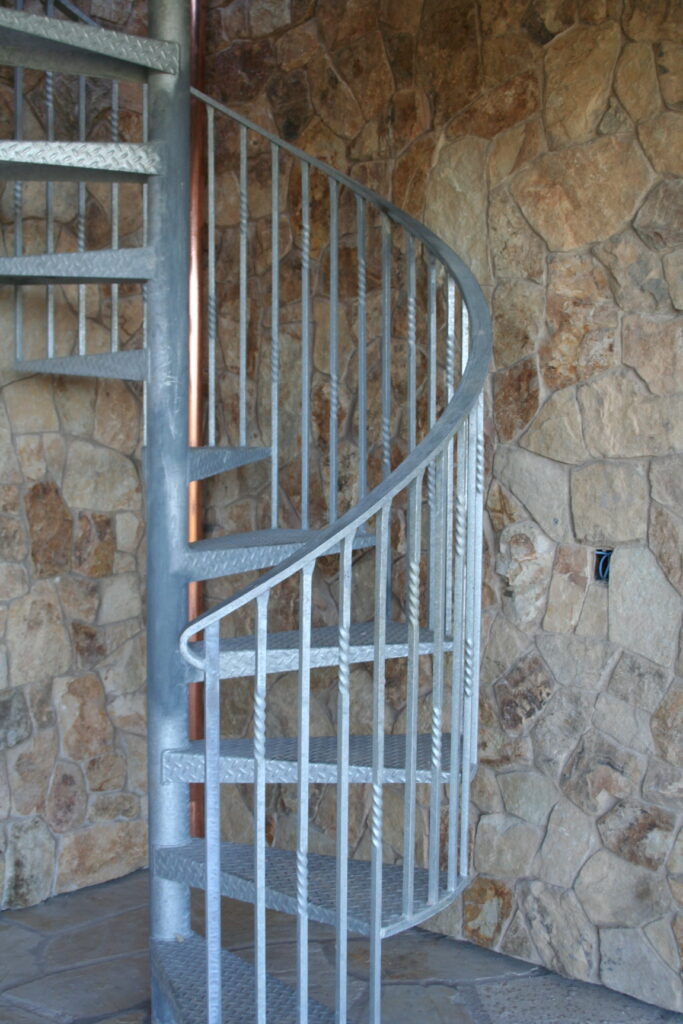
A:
15,349,146,381
155,841,461,939
186,527,375,580
188,445,270,483
0,8,178,81
162,733,453,786
180,620,453,682
0,141,160,182
0,247,155,284
152,934,335,1024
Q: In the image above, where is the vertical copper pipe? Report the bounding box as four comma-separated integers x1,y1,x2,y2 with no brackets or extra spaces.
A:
188,0,206,838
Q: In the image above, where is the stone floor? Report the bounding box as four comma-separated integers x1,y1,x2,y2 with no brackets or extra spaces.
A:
0,870,681,1024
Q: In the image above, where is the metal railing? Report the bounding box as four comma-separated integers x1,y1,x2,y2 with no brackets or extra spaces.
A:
180,90,491,1024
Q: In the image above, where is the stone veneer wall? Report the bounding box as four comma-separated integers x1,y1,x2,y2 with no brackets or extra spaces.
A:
202,0,683,1011
0,0,149,907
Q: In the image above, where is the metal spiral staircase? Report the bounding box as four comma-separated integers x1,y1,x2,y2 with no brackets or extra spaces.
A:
0,2,491,1022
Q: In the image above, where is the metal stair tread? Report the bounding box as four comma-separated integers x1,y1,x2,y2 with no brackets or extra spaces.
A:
162,732,453,785
0,141,160,182
155,841,461,939
0,7,178,80
181,619,453,681
185,527,375,579
15,349,146,381
0,247,156,283
151,934,336,1024
188,445,270,482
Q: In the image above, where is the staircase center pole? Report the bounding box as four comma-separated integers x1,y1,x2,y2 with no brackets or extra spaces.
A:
146,0,192,951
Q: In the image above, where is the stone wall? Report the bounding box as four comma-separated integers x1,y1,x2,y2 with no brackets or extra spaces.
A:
204,0,683,1010
0,0,149,908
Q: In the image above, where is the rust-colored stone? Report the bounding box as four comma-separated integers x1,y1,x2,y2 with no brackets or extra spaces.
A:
266,68,313,143
597,798,675,870
333,31,394,121
73,512,115,578
209,39,276,105
86,752,127,792
392,134,436,218
416,0,481,124
55,673,113,761
494,651,555,735
492,357,539,442
447,71,540,140
46,760,87,834
463,876,514,947
24,481,72,578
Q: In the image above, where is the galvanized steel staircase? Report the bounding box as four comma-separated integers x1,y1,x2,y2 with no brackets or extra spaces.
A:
1,3,491,1023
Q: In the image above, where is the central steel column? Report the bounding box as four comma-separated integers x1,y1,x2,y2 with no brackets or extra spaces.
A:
145,0,192,1004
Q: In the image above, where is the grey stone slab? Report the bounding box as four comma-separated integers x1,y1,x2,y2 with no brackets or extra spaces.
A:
43,906,148,972
0,923,44,992
474,974,683,1024
0,1001,56,1023
347,929,543,984
92,1012,150,1024
350,984,480,1024
2,872,148,935
3,953,149,1020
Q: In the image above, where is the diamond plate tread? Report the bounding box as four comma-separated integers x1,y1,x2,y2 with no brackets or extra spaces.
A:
185,527,375,580
151,934,336,1024
0,247,155,283
0,8,178,80
188,445,270,483
180,619,453,681
15,349,146,381
162,732,453,785
0,141,160,182
154,841,462,938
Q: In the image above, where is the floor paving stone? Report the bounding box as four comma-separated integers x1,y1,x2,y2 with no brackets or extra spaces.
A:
0,923,45,992
42,906,149,972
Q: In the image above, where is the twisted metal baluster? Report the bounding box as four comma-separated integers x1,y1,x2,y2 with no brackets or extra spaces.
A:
110,80,119,353
297,563,314,1024
204,620,222,1024
300,161,311,529
270,142,280,527
380,215,391,479
77,74,86,356
356,195,367,502
402,470,423,917
329,178,339,523
336,534,353,1024
406,233,417,453
239,124,248,446
45,14,55,358
13,0,23,361
428,450,447,904
254,593,269,1024
449,414,468,889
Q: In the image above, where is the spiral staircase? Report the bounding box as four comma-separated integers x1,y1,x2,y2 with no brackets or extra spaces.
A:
0,2,491,1022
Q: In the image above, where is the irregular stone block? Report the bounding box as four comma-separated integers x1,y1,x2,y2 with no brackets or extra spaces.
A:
486,480,526,535
93,380,140,455
498,769,557,827
488,117,546,188
416,0,479,125
531,688,594,780
534,798,599,889
470,765,503,814
0,563,28,603
479,613,528,686
3,377,58,433
600,927,683,1012
649,502,683,596
575,583,608,638
463,876,514,947
609,546,681,667
651,682,683,767
62,440,141,512
89,792,139,821
56,820,147,893
209,39,276,105
7,729,57,815
634,179,683,251
46,759,87,834
0,689,32,751
491,279,545,369
24,481,72,578
86,752,127,792
623,314,683,397
560,728,646,815
544,23,621,146
98,574,142,625
495,652,555,735
656,40,683,109
593,692,653,755
496,521,555,630
536,634,614,691
643,758,683,807
651,453,683,511
518,881,597,981
608,650,671,712
664,249,683,310
54,674,114,761
645,916,681,973
474,813,542,877
597,798,675,871
520,386,589,465
499,909,542,965
639,110,683,176
571,460,648,544
512,136,653,251
615,41,662,122
494,447,572,542
542,572,587,634
73,512,115,577
5,817,55,908
447,71,540,140
492,357,539,442
593,228,670,314
333,31,394,121
488,188,545,283
579,370,683,458
478,689,534,770
575,848,670,926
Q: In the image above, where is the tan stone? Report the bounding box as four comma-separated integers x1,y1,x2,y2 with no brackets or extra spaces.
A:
276,21,320,72
521,387,589,464
121,732,147,793
571,460,649,544
5,817,55,908
86,751,127,792
488,118,546,187
463,876,514,947
471,764,503,813
492,357,539,442
601,927,683,1014
643,758,683,807
56,820,147,892
609,650,670,712
447,72,540,140
307,53,364,141
493,447,572,542
7,729,57,815
593,692,654,755
492,279,545,369
7,583,70,684
482,34,538,90
316,0,376,48
4,377,58,432
598,96,632,135
479,613,528,685
495,651,555,734
93,380,140,454
561,728,646,814
645,917,681,973
656,41,683,109
512,136,654,251
500,910,541,964
624,315,683,396
579,370,683,458
609,546,681,668
388,89,431,150
57,577,99,623
534,798,599,889
593,229,671,314
615,42,662,122
663,250,683,310
0,515,27,562
0,564,28,602
98,574,142,625
634,179,683,250
63,440,141,511
248,0,290,36
99,632,145,696
0,403,20,483
424,138,489,287
73,512,116,577
24,481,72,578
544,23,621,146
518,882,597,982
90,792,140,820
46,759,87,833
488,188,545,283
474,813,542,876
597,798,675,870
652,682,683,767
107,691,146,735
623,0,683,45
536,632,613,691
333,31,394,121
416,0,480,125
575,849,670,926
478,688,534,769
486,480,526,535
54,674,114,761
496,521,554,629
650,502,683,595
639,111,683,175
499,769,557,827
543,572,587,633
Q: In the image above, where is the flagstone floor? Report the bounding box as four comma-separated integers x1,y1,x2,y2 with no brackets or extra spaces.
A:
0,870,681,1024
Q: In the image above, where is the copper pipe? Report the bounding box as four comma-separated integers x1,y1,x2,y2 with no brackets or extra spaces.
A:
188,0,206,839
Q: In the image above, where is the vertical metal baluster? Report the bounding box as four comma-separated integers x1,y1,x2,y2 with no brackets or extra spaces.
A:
110,80,119,353
270,143,280,527
297,563,314,1024
254,593,269,1024
448,415,467,890
470,392,485,766
77,75,86,356
380,215,391,478
402,471,423,918
428,450,447,904
329,178,339,524
370,504,390,1024
142,83,149,448
239,124,248,446
13,1,23,361
207,106,216,446
444,277,456,630
45,4,55,357
204,620,222,1024
426,255,437,626
300,161,311,529
356,195,367,501
336,533,353,1024
460,302,475,876
406,233,416,453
